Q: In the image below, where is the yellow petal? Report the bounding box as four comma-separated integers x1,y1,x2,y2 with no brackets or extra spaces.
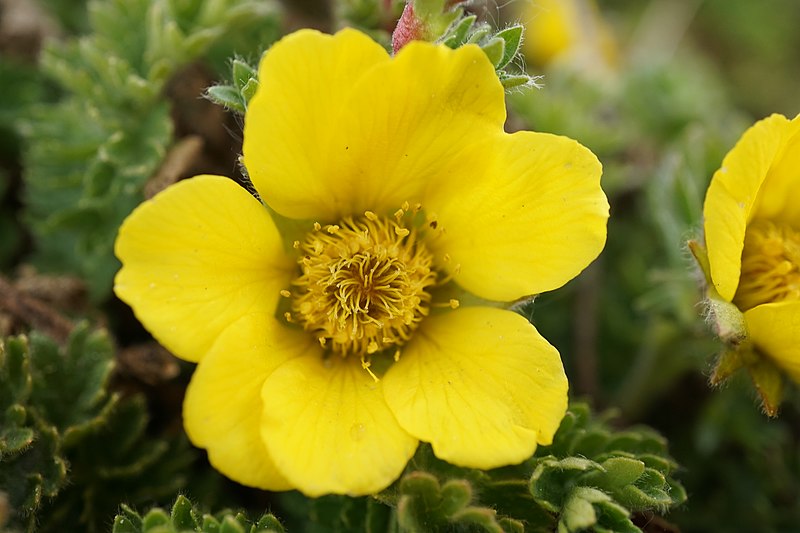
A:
114,175,294,362
703,114,790,302
383,307,568,469
521,0,578,65
425,131,608,301
753,114,800,226
184,314,314,490
260,354,418,496
744,302,800,383
244,29,506,221
242,28,390,220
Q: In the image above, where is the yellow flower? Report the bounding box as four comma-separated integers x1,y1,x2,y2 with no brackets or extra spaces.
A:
520,0,618,71
703,113,800,383
114,28,609,496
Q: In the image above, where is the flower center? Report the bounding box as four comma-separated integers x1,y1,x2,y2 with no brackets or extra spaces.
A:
734,219,800,311
290,213,437,358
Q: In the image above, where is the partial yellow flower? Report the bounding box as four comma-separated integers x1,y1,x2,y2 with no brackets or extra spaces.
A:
114,28,609,496
520,0,618,72
703,113,800,384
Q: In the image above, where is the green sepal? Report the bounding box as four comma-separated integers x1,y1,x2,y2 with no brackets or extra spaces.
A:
432,12,532,92
688,240,747,344
441,14,476,48
493,25,523,70
711,348,748,385
747,355,784,417
240,79,260,103
466,23,491,44
232,58,258,90
480,37,505,68
706,296,747,346
690,239,788,415
205,85,247,114
687,239,712,285
205,57,260,114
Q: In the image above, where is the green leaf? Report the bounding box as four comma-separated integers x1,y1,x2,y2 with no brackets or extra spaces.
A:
112,505,144,533
561,487,606,532
170,495,198,530
599,457,646,489
439,479,472,516
218,516,246,533
21,0,283,301
26,323,116,439
141,509,170,529
0,423,35,455
449,507,503,533
255,513,286,532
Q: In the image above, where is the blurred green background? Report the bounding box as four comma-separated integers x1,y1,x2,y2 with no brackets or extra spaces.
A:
1,0,799,531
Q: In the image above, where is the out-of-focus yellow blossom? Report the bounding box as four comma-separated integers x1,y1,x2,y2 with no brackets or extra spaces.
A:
703,113,800,384
520,0,618,71
114,28,609,496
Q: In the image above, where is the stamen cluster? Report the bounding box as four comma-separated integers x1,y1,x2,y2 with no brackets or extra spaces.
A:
735,219,800,311
291,214,437,357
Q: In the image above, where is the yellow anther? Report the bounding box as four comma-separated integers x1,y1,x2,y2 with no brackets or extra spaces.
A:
292,240,300,249
326,224,340,234
280,289,291,298
284,312,293,322
364,210,378,221
401,201,410,211
395,227,410,237
393,349,401,362
394,208,405,220
443,253,451,263
313,222,321,231
449,298,460,309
